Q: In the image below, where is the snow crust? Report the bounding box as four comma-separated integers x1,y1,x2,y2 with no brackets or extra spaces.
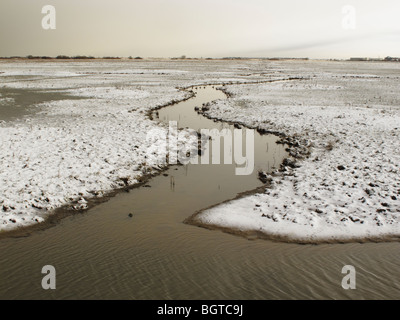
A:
0,59,275,231
197,61,400,241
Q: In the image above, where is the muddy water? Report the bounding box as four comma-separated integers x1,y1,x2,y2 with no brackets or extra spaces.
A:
0,86,399,300
0,87,83,121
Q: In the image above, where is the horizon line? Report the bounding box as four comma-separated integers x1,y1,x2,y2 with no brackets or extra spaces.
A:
1,55,399,61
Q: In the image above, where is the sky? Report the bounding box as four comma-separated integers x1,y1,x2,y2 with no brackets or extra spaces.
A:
0,0,399,59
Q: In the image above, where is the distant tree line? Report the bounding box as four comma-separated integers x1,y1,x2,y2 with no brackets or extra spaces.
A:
0,55,145,60
384,56,400,62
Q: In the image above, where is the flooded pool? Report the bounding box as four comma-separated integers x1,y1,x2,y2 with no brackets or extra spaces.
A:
0,87,83,122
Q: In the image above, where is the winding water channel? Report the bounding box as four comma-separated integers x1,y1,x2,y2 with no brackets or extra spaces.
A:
0,85,399,299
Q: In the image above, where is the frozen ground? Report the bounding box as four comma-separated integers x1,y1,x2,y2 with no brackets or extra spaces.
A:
196,61,400,242
0,59,285,232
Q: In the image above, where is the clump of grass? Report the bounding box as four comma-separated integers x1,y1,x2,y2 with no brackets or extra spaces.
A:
325,140,335,151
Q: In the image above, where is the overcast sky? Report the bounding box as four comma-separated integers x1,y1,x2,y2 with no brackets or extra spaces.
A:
0,0,399,58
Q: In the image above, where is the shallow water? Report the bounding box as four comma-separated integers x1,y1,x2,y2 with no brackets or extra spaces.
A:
0,87,83,122
0,85,399,300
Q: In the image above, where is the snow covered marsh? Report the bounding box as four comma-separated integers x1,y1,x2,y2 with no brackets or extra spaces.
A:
1,59,399,241
0,59,287,232
0,88,190,231
196,61,400,242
